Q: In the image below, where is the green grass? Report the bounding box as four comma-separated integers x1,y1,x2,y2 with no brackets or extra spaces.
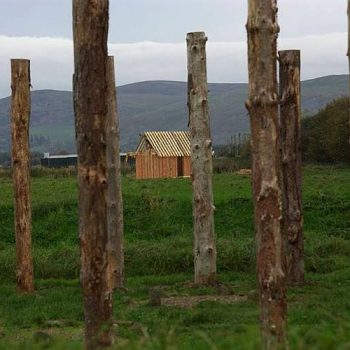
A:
0,166,350,349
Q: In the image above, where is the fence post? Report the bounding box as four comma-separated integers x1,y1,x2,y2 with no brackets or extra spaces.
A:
106,56,125,290
279,50,304,284
11,59,34,294
246,0,287,348
187,31,217,285
73,0,113,347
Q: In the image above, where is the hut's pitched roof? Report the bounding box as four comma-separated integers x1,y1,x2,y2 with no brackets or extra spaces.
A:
136,131,191,157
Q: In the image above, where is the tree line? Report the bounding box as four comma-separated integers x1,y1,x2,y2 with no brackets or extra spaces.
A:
216,96,350,166
302,97,350,164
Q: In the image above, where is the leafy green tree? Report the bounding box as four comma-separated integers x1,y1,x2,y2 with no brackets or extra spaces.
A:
302,97,350,163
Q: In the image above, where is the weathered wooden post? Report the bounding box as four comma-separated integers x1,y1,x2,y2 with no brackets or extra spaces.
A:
187,31,217,285
72,0,113,348
11,59,34,294
246,0,287,348
106,56,124,290
279,50,304,285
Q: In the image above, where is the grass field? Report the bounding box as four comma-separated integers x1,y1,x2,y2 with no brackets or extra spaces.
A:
0,166,350,349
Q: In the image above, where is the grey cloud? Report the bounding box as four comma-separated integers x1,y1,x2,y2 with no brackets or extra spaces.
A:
0,0,347,43
0,32,347,98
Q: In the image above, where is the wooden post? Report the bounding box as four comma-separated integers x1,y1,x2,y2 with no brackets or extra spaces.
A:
279,50,304,285
246,0,287,348
11,59,34,294
187,32,217,285
106,56,124,290
72,0,113,348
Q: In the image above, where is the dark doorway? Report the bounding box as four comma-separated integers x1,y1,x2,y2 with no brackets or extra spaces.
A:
177,156,184,177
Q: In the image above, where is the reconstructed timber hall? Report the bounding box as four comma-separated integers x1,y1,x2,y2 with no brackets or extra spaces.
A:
135,131,191,179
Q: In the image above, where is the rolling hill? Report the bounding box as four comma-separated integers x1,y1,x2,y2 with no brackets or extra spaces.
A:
0,75,347,153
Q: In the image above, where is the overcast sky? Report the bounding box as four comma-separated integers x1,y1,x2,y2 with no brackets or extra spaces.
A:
0,0,348,97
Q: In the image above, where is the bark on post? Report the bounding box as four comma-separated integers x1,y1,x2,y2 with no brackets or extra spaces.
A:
246,1,287,348
72,0,113,348
187,32,217,285
10,59,34,294
279,50,304,285
106,56,124,290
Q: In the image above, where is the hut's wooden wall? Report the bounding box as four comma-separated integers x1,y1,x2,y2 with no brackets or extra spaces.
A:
183,157,191,177
135,151,191,179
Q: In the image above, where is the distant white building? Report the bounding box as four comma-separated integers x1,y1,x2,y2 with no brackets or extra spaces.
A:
41,152,130,168
41,153,78,167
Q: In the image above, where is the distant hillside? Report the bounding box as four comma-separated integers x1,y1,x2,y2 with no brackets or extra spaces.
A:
0,75,347,153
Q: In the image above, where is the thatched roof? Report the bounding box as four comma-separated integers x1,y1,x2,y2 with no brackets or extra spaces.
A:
136,131,191,157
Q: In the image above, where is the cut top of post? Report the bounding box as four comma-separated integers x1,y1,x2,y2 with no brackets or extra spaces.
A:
11,58,30,63
278,50,301,66
186,32,208,43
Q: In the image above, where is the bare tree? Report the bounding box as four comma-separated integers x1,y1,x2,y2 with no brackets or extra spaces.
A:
246,1,287,348
11,59,34,294
72,0,113,348
187,32,217,285
106,56,124,290
279,50,304,285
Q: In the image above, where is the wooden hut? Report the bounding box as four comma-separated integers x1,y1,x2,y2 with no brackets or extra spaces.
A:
135,131,191,179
